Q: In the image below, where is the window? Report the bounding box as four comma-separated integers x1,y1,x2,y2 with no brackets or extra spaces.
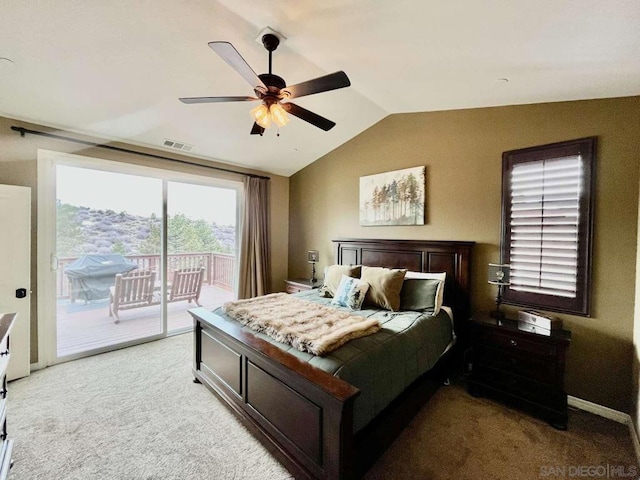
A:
501,137,596,316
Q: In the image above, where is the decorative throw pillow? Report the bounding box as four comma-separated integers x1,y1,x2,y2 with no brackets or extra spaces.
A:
403,271,447,314
400,278,443,314
318,265,362,298
360,266,407,311
331,275,370,310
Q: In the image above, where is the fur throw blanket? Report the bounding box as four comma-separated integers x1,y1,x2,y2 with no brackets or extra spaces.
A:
222,293,380,356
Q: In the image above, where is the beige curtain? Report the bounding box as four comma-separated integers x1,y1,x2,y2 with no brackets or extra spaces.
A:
238,176,271,299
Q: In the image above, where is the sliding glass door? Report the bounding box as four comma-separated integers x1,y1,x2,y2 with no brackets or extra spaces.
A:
39,151,241,364
54,166,164,357
166,181,237,333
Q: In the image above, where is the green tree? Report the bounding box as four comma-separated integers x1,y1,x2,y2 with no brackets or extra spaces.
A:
397,176,409,218
56,201,85,257
139,220,161,254
111,240,127,255
380,184,389,221
167,213,224,254
406,173,420,223
389,179,399,220
371,186,381,221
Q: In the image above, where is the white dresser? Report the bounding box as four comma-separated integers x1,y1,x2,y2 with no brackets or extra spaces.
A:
0,313,16,479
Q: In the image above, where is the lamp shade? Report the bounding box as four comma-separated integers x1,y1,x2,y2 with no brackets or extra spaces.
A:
250,102,290,130
270,103,290,127
251,104,271,129
488,263,510,285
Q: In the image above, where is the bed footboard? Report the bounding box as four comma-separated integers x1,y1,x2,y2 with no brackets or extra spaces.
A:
190,307,360,480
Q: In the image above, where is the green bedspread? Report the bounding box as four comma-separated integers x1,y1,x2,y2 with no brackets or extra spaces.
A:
212,288,455,432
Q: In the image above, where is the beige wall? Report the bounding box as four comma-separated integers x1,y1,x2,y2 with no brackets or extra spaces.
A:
0,116,289,364
289,96,640,413
634,168,640,433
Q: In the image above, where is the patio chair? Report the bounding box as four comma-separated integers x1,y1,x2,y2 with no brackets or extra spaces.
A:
109,270,158,323
168,267,204,307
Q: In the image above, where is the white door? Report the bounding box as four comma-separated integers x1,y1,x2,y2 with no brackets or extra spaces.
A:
0,184,31,380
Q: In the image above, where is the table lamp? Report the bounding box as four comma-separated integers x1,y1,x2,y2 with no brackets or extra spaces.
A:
308,250,319,283
488,263,510,320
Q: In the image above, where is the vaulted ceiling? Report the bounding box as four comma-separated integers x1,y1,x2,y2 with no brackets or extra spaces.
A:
1,1,639,176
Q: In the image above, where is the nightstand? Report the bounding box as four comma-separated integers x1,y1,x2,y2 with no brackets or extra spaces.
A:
466,312,571,429
284,278,320,294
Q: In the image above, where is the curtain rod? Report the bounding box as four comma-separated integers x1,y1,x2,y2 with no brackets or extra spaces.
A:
10,125,271,180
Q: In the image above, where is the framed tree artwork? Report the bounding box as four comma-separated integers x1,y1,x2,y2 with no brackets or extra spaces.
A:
359,166,425,226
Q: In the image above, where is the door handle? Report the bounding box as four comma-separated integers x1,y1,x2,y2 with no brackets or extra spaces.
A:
51,254,59,271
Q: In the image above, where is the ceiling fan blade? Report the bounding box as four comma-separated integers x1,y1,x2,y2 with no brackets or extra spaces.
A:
179,96,258,104
250,122,265,136
209,42,267,92
282,71,351,99
283,103,336,131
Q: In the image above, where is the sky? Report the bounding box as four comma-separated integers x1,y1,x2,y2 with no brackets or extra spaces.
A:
56,165,237,226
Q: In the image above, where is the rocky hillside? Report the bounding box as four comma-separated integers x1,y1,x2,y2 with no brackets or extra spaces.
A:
57,202,235,257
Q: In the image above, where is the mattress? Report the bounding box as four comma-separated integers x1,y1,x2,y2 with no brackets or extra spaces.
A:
212,288,455,432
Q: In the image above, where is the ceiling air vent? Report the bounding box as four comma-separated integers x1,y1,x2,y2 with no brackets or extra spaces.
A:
163,139,193,152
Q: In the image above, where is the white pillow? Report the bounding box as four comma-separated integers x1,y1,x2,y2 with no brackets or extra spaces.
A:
404,271,446,315
331,274,370,310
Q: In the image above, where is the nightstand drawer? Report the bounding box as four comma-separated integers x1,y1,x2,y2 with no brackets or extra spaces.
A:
473,364,566,410
0,439,13,479
0,336,7,358
0,398,6,441
475,329,556,357
473,345,556,383
0,314,15,479
284,279,319,294
286,285,305,294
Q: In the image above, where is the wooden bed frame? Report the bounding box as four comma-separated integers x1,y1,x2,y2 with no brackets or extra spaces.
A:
190,239,474,479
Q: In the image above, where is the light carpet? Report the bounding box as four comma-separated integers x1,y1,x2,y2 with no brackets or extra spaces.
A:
9,334,292,480
9,332,639,479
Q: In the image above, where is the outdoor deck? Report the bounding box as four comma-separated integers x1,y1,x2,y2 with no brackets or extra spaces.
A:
56,283,233,357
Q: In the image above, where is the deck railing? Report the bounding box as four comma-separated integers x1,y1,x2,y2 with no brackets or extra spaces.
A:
57,252,235,298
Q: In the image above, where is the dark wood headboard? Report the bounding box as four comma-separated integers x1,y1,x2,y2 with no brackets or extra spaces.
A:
333,238,475,325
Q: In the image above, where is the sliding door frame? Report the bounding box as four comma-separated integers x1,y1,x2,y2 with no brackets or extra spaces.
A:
37,149,243,367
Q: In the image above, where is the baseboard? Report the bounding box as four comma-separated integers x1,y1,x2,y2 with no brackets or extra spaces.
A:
568,395,640,465
630,421,640,468
30,361,43,372
568,395,628,423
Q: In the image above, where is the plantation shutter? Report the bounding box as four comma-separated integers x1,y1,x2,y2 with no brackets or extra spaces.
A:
501,137,596,317
509,156,581,298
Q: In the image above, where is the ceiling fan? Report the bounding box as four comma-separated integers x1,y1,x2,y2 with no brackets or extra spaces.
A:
179,33,351,136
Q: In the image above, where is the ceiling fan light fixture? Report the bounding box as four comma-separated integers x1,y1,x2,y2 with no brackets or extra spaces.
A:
251,104,271,129
270,103,290,127
250,102,290,130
